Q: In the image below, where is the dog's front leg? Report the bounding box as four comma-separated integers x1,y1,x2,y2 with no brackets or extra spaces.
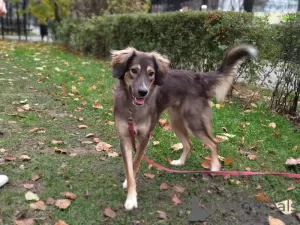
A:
120,137,138,210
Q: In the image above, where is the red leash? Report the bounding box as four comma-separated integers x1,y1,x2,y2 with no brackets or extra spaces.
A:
128,118,300,179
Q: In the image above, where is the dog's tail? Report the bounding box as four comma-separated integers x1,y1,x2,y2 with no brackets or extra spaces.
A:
205,45,257,103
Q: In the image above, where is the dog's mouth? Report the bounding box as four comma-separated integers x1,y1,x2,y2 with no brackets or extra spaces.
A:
133,96,146,106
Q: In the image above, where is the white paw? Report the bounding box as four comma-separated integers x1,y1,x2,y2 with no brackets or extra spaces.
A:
124,197,138,210
170,159,185,166
211,161,221,172
122,180,127,189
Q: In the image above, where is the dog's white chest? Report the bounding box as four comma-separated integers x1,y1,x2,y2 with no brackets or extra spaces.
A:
134,119,151,135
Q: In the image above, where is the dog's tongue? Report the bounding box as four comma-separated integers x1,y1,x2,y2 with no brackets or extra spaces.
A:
135,97,145,105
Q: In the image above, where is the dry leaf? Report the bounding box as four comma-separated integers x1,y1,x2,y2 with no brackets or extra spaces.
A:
172,194,182,205
292,145,297,151
106,121,115,126
144,173,155,179
268,216,285,225
222,127,228,133
251,103,257,108
171,143,183,152
19,155,31,161
249,146,258,151
21,104,31,111
30,201,46,210
256,184,262,190
23,183,34,189
162,124,172,131
31,174,41,181
93,103,103,109
285,157,300,166
54,147,67,154
25,191,39,201
159,119,167,127
54,220,69,225
257,140,264,144
55,199,71,209
215,104,225,109
64,191,77,200
93,137,100,143
81,141,93,145
275,199,295,215
153,141,160,146
173,185,185,193
46,197,56,205
4,155,16,161
85,133,94,138
287,184,295,191
160,183,168,190
215,135,229,142
15,218,35,225
95,141,112,151
224,158,233,166
157,210,167,220
104,207,116,218
108,152,119,158
78,124,88,129
245,167,251,171
268,122,276,129
201,159,211,169
30,127,45,133
51,140,64,145
255,192,270,202
247,154,257,160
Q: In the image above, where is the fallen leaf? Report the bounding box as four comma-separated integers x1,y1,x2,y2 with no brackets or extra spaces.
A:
23,183,34,189
21,104,31,111
81,141,93,145
173,185,185,193
30,127,45,133
162,123,172,131
51,140,64,145
64,191,77,200
85,133,95,138
144,173,155,179
4,155,16,161
93,137,100,143
159,119,167,127
78,124,88,129
245,167,251,171
55,199,71,209
249,146,258,151
153,141,160,146
172,194,182,205
108,152,119,158
215,135,229,142
19,155,31,161
54,220,69,225
222,127,228,132
104,207,116,218
224,158,233,166
157,210,167,220
247,154,257,160
287,184,295,191
92,103,103,109
45,198,56,205
268,216,285,225
30,200,46,210
273,129,280,136
0,148,7,153
31,174,41,181
292,145,298,151
215,103,225,109
256,184,262,190
255,192,270,202
106,121,115,126
25,191,39,201
201,159,211,169
54,147,67,154
257,140,264,144
268,122,276,129
15,218,35,225
221,133,236,138
275,199,295,215
95,141,112,151
160,183,168,190
251,103,257,108
99,157,106,161
77,116,84,121
171,143,183,152
285,157,300,166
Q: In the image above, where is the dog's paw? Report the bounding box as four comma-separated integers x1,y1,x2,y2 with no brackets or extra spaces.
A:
124,197,138,210
170,159,185,166
122,179,127,189
210,161,221,172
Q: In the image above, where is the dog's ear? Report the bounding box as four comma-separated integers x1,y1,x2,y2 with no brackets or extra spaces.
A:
151,52,170,86
111,47,136,79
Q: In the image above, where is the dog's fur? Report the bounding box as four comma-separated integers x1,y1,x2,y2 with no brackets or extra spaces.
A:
111,45,257,210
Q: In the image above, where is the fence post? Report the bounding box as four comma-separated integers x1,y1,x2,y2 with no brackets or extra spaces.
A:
16,1,20,40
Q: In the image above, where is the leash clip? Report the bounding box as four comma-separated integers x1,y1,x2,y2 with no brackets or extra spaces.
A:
128,108,133,121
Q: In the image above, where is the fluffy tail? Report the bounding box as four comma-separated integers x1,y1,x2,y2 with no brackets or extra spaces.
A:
208,45,257,102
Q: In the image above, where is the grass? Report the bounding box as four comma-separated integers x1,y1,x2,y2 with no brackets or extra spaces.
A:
0,40,299,225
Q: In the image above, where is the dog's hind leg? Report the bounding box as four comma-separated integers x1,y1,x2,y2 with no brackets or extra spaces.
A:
168,107,192,166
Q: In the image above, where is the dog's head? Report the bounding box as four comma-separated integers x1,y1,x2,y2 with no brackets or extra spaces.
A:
111,47,170,106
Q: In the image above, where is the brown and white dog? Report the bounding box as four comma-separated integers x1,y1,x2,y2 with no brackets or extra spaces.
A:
111,45,257,210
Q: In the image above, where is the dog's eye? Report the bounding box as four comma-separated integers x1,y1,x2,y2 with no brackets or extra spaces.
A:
130,68,138,74
148,71,155,77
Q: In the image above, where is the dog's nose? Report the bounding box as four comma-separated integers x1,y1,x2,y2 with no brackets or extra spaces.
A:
138,89,148,97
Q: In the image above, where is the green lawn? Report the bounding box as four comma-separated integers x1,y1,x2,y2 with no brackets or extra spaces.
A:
0,41,299,225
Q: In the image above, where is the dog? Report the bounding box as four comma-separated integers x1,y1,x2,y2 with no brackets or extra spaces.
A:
111,45,257,210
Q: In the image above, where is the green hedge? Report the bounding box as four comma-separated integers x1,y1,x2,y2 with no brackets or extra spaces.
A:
56,11,275,71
